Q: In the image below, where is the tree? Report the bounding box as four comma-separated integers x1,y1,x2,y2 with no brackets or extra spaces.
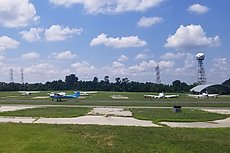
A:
65,74,78,90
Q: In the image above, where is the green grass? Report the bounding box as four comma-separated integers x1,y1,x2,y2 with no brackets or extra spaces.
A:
0,123,230,153
0,91,230,107
0,107,92,118
129,108,230,122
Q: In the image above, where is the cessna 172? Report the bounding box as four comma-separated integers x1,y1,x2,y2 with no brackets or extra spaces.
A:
144,92,179,99
49,91,80,101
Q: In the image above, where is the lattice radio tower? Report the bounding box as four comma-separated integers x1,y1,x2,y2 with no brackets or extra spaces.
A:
196,53,206,85
20,68,24,84
155,64,161,84
9,68,14,83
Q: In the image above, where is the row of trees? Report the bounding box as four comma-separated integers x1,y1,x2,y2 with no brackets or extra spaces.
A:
0,74,230,93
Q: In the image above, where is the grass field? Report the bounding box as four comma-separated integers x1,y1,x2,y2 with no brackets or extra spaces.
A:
0,91,230,107
0,107,92,118
0,91,230,152
129,108,230,122
0,123,230,153
0,106,228,123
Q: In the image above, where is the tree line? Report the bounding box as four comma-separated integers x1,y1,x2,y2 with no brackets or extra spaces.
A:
0,74,230,94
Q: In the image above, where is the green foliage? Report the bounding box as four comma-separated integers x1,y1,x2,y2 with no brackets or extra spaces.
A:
0,75,230,93
0,124,230,153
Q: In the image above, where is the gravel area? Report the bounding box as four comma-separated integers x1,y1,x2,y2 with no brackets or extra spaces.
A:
0,116,160,127
87,107,132,117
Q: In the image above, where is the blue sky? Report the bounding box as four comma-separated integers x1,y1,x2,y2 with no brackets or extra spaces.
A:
0,0,229,84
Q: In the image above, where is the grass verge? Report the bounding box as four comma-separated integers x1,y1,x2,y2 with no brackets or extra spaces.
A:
128,108,230,122
0,107,92,118
0,123,230,153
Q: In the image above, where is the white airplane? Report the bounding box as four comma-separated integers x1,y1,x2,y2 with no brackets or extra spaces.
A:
80,91,98,96
18,91,40,96
187,92,219,98
144,92,179,99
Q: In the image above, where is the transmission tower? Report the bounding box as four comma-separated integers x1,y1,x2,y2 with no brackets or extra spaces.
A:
9,68,14,83
155,65,161,84
20,68,24,84
196,53,206,85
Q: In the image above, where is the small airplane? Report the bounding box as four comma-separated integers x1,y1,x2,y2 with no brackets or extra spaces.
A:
144,92,179,99
187,92,219,98
49,91,80,102
80,91,98,96
18,91,40,96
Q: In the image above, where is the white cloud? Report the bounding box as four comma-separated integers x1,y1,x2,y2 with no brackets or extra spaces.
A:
20,28,43,42
22,52,40,60
158,60,174,68
0,55,5,60
161,52,186,59
90,33,147,48
212,58,228,71
71,61,95,75
0,36,20,51
117,55,128,62
129,60,157,73
135,53,148,60
137,16,163,28
45,25,83,41
188,4,209,14
0,0,39,28
52,50,77,60
165,25,220,50
49,0,163,14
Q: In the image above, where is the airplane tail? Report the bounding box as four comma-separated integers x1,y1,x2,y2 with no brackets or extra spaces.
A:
74,91,80,98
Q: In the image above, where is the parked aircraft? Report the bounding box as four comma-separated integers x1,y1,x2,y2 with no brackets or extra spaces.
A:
187,92,219,98
19,91,40,96
144,92,179,99
80,91,98,96
49,91,80,101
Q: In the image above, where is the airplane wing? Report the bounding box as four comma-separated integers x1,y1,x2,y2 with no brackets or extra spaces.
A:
144,94,157,98
165,94,179,98
207,94,219,98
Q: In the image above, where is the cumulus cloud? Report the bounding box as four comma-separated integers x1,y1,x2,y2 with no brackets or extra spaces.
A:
117,55,128,62
161,52,186,59
20,28,43,42
71,61,95,75
52,50,77,60
188,4,209,14
0,36,20,51
49,0,163,14
45,25,83,41
165,25,220,50
135,53,148,60
137,16,163,28
0,0,39,28
90,33,147,48
129,60,157,73
22,52,40,60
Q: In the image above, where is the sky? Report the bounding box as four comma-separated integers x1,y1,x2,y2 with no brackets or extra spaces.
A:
0,0,229,84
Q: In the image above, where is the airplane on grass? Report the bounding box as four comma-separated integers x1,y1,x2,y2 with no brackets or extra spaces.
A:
187,92,219,98
18,91,40,96
144,92,179,99
80,91,98,96
49,91,80,102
